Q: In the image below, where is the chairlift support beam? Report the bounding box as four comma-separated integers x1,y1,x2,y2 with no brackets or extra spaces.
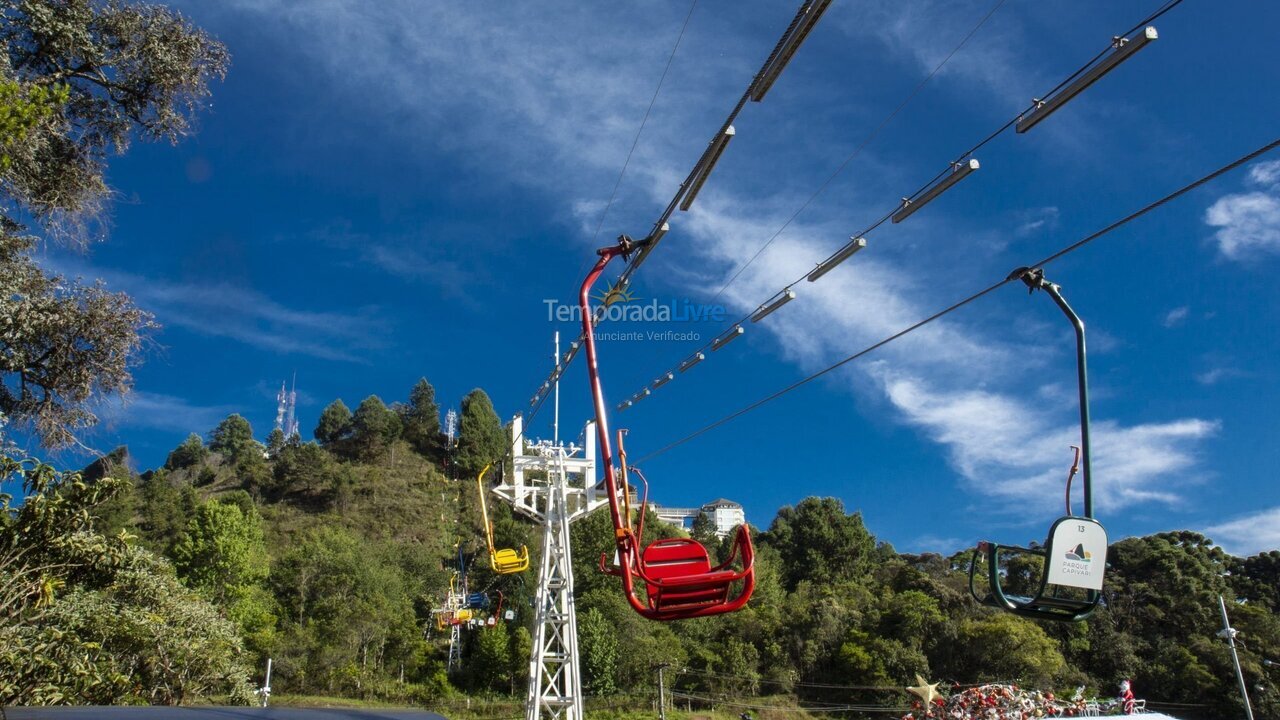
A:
680,126,735,212
892,159,980,224
679,352,706,372
711,324,745,351
490,417,611,720
750,0,835,102
751,288,796,322
1016,27,1159,134
807,236,867,282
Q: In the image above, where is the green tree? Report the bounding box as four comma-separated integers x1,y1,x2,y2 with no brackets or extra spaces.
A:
400,378,442,457
350,395,401,460
691,510,717,546
471,626,513,693
953,614,1066,686
266,427,286,455
0,0,227,448
170,500,269,606
314,399,353,448
209,414,258,462
271,441,337,497
579,606,619,694
759,497,877,589
165,432,208,471
456,389,505,479
0,452,252,705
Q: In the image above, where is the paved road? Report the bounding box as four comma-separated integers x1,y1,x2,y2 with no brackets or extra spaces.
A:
2,708,449,720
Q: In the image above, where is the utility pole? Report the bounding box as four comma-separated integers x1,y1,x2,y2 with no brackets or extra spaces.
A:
655,663,670,720
553,331,560,445
256,657,272,707
1218,595,1256,720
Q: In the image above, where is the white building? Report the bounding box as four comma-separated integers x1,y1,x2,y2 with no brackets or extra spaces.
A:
701,498,745,537
650,498,746,538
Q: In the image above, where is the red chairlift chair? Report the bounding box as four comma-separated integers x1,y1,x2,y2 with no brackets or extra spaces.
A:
579,236,756,621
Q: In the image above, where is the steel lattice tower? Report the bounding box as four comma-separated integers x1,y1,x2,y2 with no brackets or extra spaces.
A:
491,416,607,720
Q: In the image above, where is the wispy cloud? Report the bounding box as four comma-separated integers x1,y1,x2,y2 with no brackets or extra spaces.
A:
98,391,237,436
1195,366,1247,386
46,255,388,363
1205,506,1280,556
1014,206,1061,239
874,367,1217,515
1162,306,1189,328
296,220,474,298
1204,159,1280,261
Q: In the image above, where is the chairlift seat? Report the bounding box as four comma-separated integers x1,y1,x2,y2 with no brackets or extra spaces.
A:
492,546,530,574
631,524,756,619
970,515,1108,622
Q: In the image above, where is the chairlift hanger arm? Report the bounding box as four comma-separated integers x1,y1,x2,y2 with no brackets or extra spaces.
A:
1012,267,1093,517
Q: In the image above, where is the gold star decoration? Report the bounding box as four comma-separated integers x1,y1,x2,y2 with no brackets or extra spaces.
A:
907,674,941,706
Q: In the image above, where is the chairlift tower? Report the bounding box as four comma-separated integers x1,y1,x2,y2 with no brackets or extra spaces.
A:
490,415,608,720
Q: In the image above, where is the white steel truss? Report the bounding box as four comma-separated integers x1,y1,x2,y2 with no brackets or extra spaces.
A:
491,416,607,720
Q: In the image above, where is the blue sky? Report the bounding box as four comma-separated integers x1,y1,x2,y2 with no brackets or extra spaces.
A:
25,0,1280,556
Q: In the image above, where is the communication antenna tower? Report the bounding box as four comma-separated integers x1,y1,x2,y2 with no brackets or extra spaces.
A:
274,374,300,439
446,409,459,447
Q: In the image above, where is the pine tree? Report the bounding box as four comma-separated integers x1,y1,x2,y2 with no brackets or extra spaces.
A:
455,389,505,479
314,399,353,448
350,395,401,460
208,414,257,462
400,378,442,458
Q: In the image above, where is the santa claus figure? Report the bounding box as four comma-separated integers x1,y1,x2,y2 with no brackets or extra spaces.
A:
1119,680,1135,715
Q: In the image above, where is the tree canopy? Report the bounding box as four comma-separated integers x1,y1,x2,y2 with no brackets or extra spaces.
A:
0,0,227,448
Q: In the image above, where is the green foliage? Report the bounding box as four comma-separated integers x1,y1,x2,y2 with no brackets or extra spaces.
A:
0,80,68,167
580,607,619,694
0,230,154,448
267,427,287,455
759,497,876,589
456,389,505,478
691,511,717,546
23,383,1274,716
171,499,269,606
209,414,259,463
0,452,252,705
954,614,1066,686
400,377,443,457
314,399,353,448
165,433,209,471
351,395,402,461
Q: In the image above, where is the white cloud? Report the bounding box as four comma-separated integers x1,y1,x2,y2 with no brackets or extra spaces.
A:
1162,306,1189,328
1249,159,1280,186
1205,159,1280,261
1195,366,1247,386
45,256,388,363
99,391,237,435
1015,206,1060,238
1205,506,1280,556
874,368,1217,516
1205,192,1280,260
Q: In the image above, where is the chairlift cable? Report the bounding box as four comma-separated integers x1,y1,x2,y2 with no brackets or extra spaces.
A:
529,0,835,423
709,0,1010,304
632,136,1280,464
576,0,702,284
621,0,1184,406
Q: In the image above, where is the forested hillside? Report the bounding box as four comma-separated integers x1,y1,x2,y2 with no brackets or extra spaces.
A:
2,376,1277,718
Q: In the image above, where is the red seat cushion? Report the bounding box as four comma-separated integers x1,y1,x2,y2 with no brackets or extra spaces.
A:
642,539,712,579
640,539,738,612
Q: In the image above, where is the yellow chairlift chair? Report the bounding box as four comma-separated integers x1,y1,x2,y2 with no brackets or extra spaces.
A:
477,464,529,574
